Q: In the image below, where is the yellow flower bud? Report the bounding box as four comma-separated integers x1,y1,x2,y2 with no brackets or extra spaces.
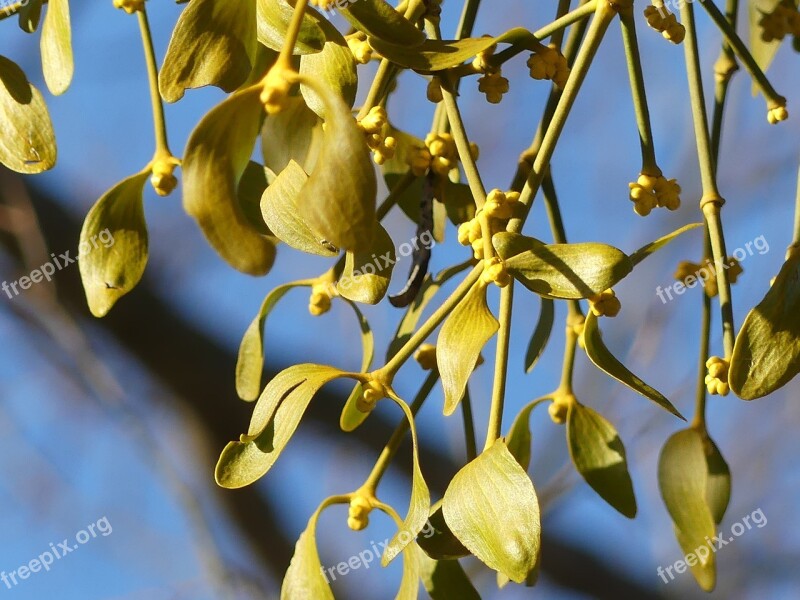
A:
113,0,144,14
414,344,438,370
704,356,730,396
408,146,431,177
768,104,788,125
589,289,621,317
481,257,511,287
150,155,180,197
347,496,372,531
309,282,333,316
261,66,295,115
346,35,373,64
427,77,444,103
548,400,568,424
357,379,386,413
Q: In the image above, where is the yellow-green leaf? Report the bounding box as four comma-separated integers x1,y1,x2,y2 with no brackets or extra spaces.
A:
493,232,633,299
299,15,358,119
159,0,258,103
704,435,731,525
0,56,57,174
418,555,480,600
339,300,374,432
658,429,718,591
340,0,426,47
730,250,800,399
437,282,498,415
337,223,396,304
442,439,540,584
257,0,326,55
261,160,338,256
524,297,554,373
567,402,636,518
79,171,149,318
629,223,702,267
236,281,313,401
293,74,377,253
183,86,277,275
40,0,73,96
262,96,323,176
583,312,684,419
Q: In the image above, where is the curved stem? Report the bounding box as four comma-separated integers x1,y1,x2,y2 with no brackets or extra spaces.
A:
279,0,309,67
484,282,514,450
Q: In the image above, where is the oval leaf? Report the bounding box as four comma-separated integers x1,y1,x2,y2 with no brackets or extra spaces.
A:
159,0,257,102
337,223,396,304
79,171,149,318
437,282,498,415
567,402,636,518
183,86,277,275
0,56,57,174
442,440,541,584
40,0,73,96
262,96,323,176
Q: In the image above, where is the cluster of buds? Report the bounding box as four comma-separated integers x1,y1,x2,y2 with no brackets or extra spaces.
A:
588,289,621,317
408,133,479,178
347,495,372,531
674,256,743,297
643,5,686,44
356,379,386,413
308,281,334,316
150,154,180,197
481,256,512,287
705,356,730,396
759,0,800,42
113,0,144,13
414,344,438,371
526,44,570,89
260,65,295,115
628,172,681,216
457,189,520,260
346,32,373,64
767,101,789,125
473,40,510,104
357,106,397,165
548,391,576,424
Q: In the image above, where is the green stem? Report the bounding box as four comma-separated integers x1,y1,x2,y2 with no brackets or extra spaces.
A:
559,323,579,393
484,283,514,450
461,385,478,461
619,6,659,174
509,0,616,234
692,231,713,429
137,9,172,157
454,0,482,39
357,59,398,120
362,370,439,492
279,0,309,67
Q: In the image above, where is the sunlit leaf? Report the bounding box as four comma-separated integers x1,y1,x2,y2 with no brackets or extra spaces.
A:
183,86,277,275
40,0,73,95
658,428,718,591
79,171,149,318
629,223,702,267
442,439,540,583
418,554,480,600
0,56,57,174
236,281,313,401
437,282,498,415
339,300,374,432
340,0,426,47
730,250,800,399
567,402,636,518
159,0,258,102
337,223,396,304
257,0,326,55
525,298,554,373
583,312,684,419
494,232,633,299
262,96,323,176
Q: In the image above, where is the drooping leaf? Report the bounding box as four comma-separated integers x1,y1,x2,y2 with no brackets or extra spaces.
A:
704,434,731,525
629,223,702,266
658,428,719,591
236,281,313,401
567,402,636,518
442,440,541,583
257,0,326,55
493,232,633,299
340,0,426,47
417,501,470,560
262,96,323,176
0,56,57,174
183,86,277,275
40,0,73,95
374,503,424,600
215,364,346,488
505,397,550,470
18,0,43,33
418,554,480,600
730,250,800,399
437,282,498,415
339,300,375,432
79,171,149,318
583,312,684,419
280,496,345,600
749,0,784,95
261,160,338,256
299,15,358,119
382,392,431,566
525,298,554,373
337,223,396,304
159,0,258,102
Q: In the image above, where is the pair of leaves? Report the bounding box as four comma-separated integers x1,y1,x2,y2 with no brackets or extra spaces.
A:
0,56,57,174
216,364,347,488
437,281,498,415
730,249,800,399
658,429,731,591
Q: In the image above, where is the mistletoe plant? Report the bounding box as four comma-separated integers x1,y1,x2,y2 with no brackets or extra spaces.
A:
2,0,799,595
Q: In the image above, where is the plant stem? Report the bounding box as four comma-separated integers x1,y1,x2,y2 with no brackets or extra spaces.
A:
794,160,800,247
362,370,439,493
484,282,514,450
279,0,309,67
461,385,478,461
357,59,398,120
455,0,482,39
692,232,713,429
559,322,579,393
137,9,172,157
